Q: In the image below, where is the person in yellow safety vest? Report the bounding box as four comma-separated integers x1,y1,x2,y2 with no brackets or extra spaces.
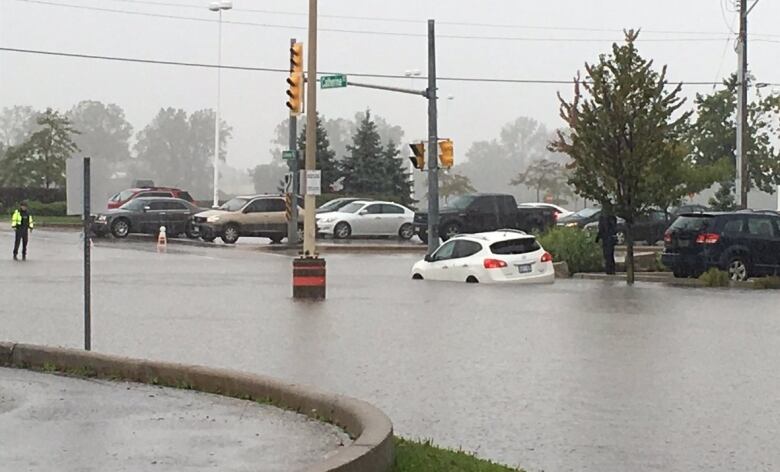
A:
11,201,34,261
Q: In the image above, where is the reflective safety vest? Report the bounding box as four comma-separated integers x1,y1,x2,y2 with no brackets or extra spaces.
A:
11,210,34,230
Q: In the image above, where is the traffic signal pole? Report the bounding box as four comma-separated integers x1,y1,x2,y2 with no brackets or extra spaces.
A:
287,37,299,246
426,19,440,255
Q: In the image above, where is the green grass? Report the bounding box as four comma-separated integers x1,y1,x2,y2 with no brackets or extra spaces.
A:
392,438,524,472
34,215,82,226
698,267,731,287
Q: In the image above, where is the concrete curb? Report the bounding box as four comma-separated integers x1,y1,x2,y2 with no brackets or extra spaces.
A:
573,272,756,289
0,343,394,472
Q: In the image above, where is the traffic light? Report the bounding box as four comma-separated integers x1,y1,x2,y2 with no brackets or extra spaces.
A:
438,139,454,168
286,42,304,115
409,142,425,170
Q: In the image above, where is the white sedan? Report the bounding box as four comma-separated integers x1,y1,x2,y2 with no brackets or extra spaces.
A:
316,200,416,239
519,202,573,219
411,230,555,284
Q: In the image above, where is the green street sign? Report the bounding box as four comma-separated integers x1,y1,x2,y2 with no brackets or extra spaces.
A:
282,150,297,161
320,74,347,89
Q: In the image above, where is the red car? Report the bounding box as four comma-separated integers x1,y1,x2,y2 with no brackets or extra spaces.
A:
107,187,195,209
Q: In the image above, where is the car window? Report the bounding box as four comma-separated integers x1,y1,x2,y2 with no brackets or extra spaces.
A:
363,204,383,214
572,207,600,218
454,240,483,258
747,217,775,237
498,197,515,214
220,198,249,212
721,218,744,235
432,241,457,261
340,202,365,213
265,199,286,212
164,201,189,211
381,204,404,214
149,201,167,211
471,198,496,213
490,238,541,255
121,199,145,211
671,216,712,232
177,192,193,202
651,211,667,221
245,199,270,213
118,190,136,201
142,192,173,198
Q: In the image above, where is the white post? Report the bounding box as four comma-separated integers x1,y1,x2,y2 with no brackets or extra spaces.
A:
212,9,223,208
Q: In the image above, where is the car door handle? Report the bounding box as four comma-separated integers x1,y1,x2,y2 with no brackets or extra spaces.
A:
460,264,468,268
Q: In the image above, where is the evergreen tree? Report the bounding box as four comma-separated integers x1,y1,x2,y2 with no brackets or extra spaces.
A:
341,110,412,203
298,114,339,192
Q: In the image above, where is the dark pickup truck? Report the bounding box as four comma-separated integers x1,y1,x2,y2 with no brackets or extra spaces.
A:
413,193,556,241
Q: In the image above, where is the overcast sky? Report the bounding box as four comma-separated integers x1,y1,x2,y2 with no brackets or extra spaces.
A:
1,0,778,170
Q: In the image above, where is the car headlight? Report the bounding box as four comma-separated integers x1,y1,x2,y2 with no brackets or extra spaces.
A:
207,216,221,223
319,216,336,223
97,215,107,221
565,222,578,227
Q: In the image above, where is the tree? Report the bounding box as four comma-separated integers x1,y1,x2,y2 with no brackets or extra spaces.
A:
510,159,573,202
67,100,133,165
134,108,231,197
341,110,411,203
689,74,780,209
298,114,339,192
438,172,476,203
0,105,39,147
0,108,79,188
550,31,692,284
249,162,287,194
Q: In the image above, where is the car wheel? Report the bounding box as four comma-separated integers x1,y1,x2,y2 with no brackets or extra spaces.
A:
417,228,428,244
672,266,689,278
615,231,626,245
269,235,284,244
466,275,479,284
441,222,461,241
334,222,351,239
399,223,414,240
221,224,240,244
111,218,130,238
185,222,200,239
412,273,423,280
201,234,216,243
727,256,749,282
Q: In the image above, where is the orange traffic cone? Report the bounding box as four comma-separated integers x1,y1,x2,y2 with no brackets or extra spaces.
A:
157,226,167,252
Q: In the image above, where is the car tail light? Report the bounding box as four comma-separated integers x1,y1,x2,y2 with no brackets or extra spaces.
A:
663,230,672,243
483,258,508,269
540,251,553,263
695,233,720,244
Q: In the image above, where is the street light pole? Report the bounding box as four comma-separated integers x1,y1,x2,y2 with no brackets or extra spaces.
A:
302,0,318,257
209,0,232,208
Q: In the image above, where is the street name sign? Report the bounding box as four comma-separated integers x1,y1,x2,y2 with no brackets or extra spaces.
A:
320,74,347,89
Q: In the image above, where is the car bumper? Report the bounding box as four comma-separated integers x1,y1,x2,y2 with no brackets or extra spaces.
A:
481,262,556,284
316,221,335,235
661,252,715,272
91,219,110,234
196,223,223,236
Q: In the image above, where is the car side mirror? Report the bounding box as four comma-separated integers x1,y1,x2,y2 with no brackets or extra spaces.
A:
424,254,433,262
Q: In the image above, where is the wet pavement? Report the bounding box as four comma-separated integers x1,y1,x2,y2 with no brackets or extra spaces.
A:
2,229,780,472
0,367,348,472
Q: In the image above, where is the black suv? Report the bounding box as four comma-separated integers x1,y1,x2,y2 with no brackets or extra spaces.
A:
661,210,780,280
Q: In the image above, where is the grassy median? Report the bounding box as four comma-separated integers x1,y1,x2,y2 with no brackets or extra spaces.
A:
392,437,524,472
33,215,82,226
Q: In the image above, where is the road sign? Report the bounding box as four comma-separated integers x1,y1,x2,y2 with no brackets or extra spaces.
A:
320,74,347,89
282,150,297,161
303,170,322,195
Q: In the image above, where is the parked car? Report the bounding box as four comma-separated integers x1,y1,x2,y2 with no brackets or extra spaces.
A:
661,210,780,280
556,207,602,229
193,195,303,244
413,193,557,242
316,201,415,239
93,197,202,238
583,209,670,245
411,230,555,284
315,197,371,214
669,203,709,218
519,202,573,220
107,187,194,209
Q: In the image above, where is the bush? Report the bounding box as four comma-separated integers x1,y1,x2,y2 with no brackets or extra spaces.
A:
537,227,603,274
3,200,67,216
698,268,730,287
0,187,65,213
753,276,780,290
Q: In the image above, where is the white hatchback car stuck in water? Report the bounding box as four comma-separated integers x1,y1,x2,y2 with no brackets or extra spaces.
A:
411,230,555,284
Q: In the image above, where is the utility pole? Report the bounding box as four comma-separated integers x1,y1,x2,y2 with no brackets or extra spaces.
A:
82,157,91,351
735,0,749,209
303,0,318,257
426,19,439,255
287,37,299,246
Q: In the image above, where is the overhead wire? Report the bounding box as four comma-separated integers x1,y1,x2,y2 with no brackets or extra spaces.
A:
4,46,779,88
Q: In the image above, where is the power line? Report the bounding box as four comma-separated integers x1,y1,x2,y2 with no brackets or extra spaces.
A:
10,0,741,43
4,46,778,88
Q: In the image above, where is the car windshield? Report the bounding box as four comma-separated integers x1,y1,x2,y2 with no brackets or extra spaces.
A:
572,207,600,218
338,202,365,214
220,198,248,212
320,199,349,211
120,199,145,211
447,195,476,210
490,238,541,255
670,215,712,232
117,190,136,202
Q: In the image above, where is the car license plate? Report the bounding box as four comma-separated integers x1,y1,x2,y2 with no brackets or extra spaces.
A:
678,240,690,248
516,264,532,274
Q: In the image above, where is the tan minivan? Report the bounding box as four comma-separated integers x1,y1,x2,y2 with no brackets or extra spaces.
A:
193,195,304,244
